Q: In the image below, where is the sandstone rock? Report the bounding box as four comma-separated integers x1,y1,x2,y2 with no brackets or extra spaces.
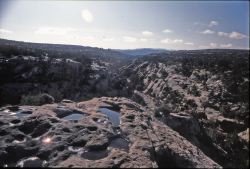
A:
217,116,245,133
16,157,46,167
164,112,201,145
61,99,75,103
238,128,249,143
0,97,222,168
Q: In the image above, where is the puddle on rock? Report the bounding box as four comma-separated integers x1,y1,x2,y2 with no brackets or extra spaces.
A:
16,157,47,167
98,108,120,126
3,109,10,113
12,138,26,144
113,126,123,135
7,110,32,118
68,146,83,153
81,149,109,160
62,114,85,121
15,110,32,118
109,137,129,152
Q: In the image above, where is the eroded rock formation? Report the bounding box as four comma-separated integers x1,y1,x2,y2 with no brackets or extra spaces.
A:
0,97,221,168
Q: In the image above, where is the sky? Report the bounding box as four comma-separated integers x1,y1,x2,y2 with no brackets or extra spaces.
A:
0,0,249,50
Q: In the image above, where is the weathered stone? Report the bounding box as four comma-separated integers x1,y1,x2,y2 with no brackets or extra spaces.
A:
0,97,223,168
238,128,249,143
217,116,245,133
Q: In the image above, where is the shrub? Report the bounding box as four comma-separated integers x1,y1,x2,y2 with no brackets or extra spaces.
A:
186,99,198,109
154,103,171,117
188,85,201,97
20,93,54,106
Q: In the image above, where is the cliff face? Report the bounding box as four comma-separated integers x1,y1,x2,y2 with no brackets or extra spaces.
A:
0,55,129,106
0,38,131,106
118,51,249,168
0,55,91,105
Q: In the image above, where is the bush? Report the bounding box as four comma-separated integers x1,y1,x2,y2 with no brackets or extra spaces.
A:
188,99,198,106
188,85,201,97
20,93,54,106
154,103,171,117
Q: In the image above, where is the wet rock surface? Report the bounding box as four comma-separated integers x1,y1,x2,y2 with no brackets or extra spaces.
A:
0,97,221,168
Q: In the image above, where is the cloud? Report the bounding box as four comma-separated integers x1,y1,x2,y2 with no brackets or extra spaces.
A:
201,29,214,34
208,20,218,27
83,36,95,41
142,31,153,36
123,36,137,42
102,37,114,42
229,31,248,39
34,27,76,35
217,31,248,39
184,42,194,45
0,29,13,34
160,39,171,44
173,39,183,43
220,43,232,48
210,43,217,48
217,31,229,37
194,21,218,27
199,43,233,49
199,43,218,48
162,29,173,33
161,38,183,44
199,45,209,48
140,38,148,42
81,9,93,23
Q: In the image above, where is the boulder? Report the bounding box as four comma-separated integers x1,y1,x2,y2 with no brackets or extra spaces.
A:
238,128,249,143
217,116,245,133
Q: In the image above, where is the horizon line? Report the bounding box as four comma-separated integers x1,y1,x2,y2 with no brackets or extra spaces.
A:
0,38,249,51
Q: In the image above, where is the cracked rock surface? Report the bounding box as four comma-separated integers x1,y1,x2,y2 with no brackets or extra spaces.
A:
0,97,221,168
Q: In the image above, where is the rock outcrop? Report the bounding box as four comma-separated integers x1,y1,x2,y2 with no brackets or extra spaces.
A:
119,51,249,168
0,97,221,168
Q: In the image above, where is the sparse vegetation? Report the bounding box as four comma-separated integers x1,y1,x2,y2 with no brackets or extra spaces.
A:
154,102,172,117
0,38,248,168
20,93,54,106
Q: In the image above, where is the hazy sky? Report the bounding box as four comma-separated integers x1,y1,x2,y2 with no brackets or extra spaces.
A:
0,0,249,49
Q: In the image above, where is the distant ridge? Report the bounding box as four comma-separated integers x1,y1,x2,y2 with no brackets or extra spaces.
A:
0,38,130,60
114,48,170,56
0,39,248,58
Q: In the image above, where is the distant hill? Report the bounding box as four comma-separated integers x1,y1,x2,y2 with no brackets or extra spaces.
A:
114,48,169,56
0,38,130,63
